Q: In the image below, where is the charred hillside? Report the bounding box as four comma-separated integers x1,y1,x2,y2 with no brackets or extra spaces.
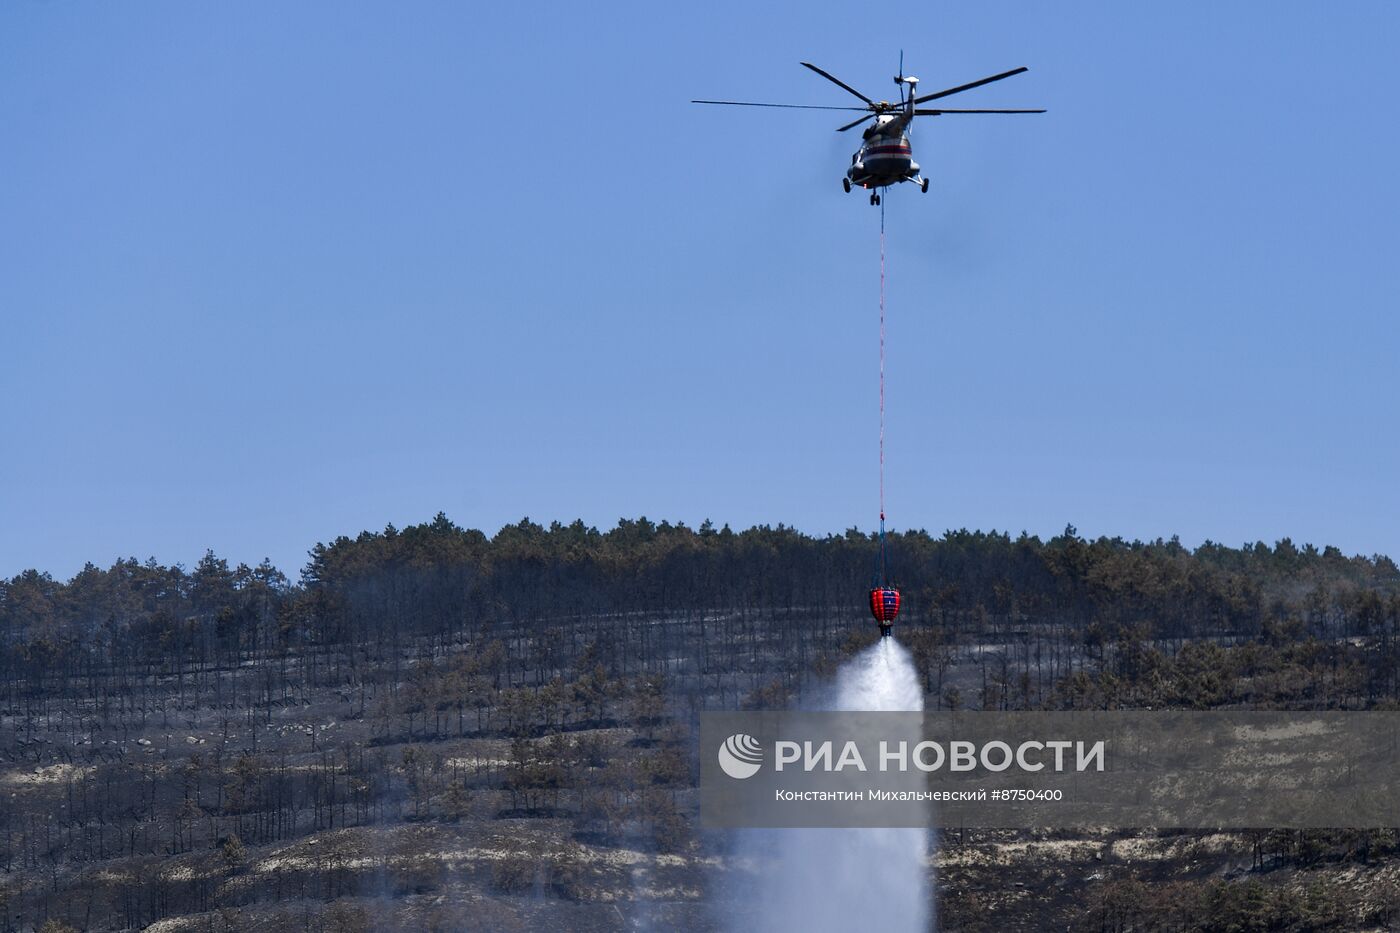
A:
3,516,1400,931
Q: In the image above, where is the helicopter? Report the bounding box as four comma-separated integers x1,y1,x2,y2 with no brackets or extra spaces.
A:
693,57,1044,205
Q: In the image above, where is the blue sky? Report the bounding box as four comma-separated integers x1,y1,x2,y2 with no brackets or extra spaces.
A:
3,2,1398,580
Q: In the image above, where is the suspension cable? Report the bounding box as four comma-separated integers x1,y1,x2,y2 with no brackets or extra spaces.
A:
878,197,887,584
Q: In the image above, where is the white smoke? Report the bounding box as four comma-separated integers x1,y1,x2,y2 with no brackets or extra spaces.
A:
729,639,932,932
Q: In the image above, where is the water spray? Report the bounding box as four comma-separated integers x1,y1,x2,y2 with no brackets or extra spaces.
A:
733,640,931,932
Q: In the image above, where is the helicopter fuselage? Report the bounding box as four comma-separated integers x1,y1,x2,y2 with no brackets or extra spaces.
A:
843,113,926,203
848,130,919,190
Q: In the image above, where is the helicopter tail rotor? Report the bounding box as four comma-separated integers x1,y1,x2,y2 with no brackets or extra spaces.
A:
894,52,921,111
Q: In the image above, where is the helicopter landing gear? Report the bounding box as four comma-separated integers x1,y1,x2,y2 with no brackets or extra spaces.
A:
843,178,851,193
869,192,880,206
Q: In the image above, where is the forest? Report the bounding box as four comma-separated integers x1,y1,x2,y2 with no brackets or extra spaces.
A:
3,515,1400,931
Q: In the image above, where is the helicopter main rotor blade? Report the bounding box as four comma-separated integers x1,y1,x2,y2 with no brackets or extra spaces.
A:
835,113,875,132
800,61,874,105
913,67,1029,104
915,108,1046,115
691,99,870,111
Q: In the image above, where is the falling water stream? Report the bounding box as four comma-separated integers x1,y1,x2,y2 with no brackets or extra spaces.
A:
734,639,932,932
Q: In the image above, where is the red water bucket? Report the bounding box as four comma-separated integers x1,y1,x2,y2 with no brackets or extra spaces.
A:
869,587,901,623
